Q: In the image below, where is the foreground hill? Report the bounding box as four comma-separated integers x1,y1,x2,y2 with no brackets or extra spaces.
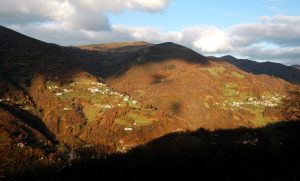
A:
0,25,299,179
219,55,300,85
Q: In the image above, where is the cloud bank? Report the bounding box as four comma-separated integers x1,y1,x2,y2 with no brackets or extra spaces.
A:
114,16,300,65
0,0,299,65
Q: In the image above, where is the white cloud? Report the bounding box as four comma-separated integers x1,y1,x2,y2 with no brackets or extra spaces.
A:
185,27,232,53
113,26,232,53
0,0,169,31
123,0,170,12
0,0,111,31
237,44,300,60
8,23,133,45
0,1,299,65
113,25,181,43
112,15,300,64
230,16,300,47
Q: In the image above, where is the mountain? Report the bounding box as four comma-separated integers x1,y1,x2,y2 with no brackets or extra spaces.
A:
219,55,300,85
291,64,300,70
85,43,298,130
0,26,186,177
79,41,150,52
0,25,299,179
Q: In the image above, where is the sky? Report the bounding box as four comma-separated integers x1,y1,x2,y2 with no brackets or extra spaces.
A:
0,0,300,65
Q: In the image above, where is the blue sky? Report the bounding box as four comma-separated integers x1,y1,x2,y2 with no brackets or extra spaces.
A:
109,0,300,30
0,0,300,65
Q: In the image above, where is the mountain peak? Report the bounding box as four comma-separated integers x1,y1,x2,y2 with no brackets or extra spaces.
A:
157,42,182,46
140,42,208,64
219,55,238,61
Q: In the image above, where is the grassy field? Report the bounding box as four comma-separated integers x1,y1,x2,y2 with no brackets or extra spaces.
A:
127,112,153,126
114,117,133,127
114,112,153,127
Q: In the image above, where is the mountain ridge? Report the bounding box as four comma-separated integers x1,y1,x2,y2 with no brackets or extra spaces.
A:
291,64,300,70
218,55,300,85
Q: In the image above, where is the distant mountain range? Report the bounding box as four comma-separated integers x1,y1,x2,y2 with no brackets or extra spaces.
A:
218,55,300,85
291,64,300,70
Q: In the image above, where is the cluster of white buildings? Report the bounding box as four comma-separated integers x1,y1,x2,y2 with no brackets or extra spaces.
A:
91,82,107,86
88,87,101,94
46,81,59,90
52,81,139,109
124,127,133,131
47,81,74,97
88,82,110,95
63,107,73,111
0,98,9,102
88,82,139,105
229,97,279,108
55,92,63,96
55,88,73,96
47,85,58,90
242,138,259,145
17,142,25,148
63,88,73,93
104,105,112,109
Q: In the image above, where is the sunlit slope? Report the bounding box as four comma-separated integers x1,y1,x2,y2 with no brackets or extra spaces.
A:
104,43,298,130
